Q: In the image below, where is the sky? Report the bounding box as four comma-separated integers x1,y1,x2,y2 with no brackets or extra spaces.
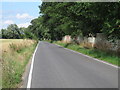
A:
1,1,42,29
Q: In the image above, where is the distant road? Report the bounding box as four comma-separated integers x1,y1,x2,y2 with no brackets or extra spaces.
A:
28,41,118,88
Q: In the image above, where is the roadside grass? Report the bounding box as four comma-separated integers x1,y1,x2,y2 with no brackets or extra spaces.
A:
1,39,37,88
51,41,119,66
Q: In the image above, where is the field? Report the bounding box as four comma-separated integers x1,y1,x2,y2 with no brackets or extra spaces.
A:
0,39,37,88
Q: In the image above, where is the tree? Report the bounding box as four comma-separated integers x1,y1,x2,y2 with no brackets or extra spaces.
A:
28,2,120,40
1,24,25,39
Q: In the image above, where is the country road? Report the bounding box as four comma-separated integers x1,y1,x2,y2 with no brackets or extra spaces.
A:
27,41,118,88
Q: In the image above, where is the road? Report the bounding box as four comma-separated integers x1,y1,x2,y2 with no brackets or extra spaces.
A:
28,41,118,88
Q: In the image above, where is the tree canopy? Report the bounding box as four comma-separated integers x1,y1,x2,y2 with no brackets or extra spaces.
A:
1,2,120,40
29,2,120,40
1,24,25,39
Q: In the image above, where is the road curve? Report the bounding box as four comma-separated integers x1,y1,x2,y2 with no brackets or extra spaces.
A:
30,41,118,88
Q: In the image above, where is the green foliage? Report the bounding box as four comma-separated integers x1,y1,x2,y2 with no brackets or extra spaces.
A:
35,2,120,40
1,24,25,39
1,2,120,40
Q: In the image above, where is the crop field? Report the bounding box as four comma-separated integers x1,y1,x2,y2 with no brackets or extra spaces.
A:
0,39,37,88
1,39,34,51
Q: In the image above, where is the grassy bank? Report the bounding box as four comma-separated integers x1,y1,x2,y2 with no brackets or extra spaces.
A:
51,41,119,66
1,39,37,88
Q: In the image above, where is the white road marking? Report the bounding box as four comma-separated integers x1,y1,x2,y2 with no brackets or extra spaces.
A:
54,44,118,68
27,41,40,89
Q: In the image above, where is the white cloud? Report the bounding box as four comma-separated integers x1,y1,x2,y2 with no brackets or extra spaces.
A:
18,22,31,28
4,20,14,24
0,21,2,29
16,13,32,19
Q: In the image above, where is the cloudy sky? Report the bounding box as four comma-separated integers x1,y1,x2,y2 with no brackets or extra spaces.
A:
1,1,42,29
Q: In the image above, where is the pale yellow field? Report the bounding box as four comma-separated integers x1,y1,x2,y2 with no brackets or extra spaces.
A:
1,39,37,88
0,39,35,52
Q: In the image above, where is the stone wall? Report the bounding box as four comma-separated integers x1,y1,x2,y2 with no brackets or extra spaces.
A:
62,35,72,43
62,34,119,55
73,33,120,55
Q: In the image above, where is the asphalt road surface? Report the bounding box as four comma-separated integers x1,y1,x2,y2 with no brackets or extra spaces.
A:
29,41,118,88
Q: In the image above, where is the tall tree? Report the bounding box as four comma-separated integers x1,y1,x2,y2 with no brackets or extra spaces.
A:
29,2,120,40
1,24,25,39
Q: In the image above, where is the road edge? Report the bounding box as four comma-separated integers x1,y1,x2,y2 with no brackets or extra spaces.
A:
54,43,118,69
27,41,40,88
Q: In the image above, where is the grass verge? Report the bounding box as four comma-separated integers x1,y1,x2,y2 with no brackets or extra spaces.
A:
1,39,37,88
51,41,119,66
